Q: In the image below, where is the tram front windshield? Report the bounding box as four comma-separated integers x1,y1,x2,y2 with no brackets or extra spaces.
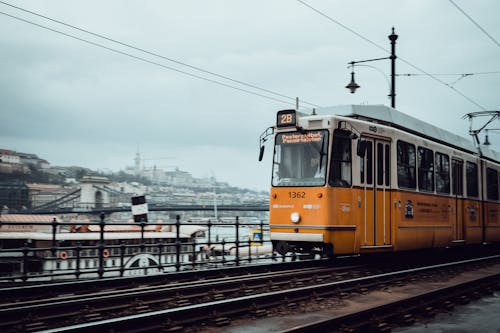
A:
272,130,329,186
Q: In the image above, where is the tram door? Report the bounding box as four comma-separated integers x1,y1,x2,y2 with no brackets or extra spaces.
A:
452,159,465,241
360,138,392,247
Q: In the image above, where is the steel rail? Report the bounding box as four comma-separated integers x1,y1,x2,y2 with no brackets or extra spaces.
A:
277,270,500,332
0,265,345,311
0,264,366,330
0,258,329,301
35,254,500,333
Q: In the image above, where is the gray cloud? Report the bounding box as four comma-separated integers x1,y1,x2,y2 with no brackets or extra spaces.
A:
1,0,499,190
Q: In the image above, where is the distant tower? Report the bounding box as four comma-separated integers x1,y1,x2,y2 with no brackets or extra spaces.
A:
134,147,141,175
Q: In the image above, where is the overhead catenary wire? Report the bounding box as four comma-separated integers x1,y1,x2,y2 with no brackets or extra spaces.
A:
449,0,500,50
0,0,321,109
0,10,310,109
397,71,500,76
397,71,500,88
296,0,488,111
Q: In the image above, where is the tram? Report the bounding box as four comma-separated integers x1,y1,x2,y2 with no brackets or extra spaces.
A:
262,105,500,256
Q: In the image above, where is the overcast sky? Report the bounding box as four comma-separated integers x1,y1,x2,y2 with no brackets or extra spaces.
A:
1,0,499,191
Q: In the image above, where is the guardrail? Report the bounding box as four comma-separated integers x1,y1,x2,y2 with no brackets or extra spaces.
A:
0,214,279,283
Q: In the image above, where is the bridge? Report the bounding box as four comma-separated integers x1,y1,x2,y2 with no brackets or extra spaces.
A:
22,175,271,215
26,204,269,215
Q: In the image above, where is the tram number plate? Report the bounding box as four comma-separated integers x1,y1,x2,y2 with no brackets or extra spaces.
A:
288,191,306,199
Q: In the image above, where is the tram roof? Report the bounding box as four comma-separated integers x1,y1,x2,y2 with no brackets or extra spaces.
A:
317,104,500,162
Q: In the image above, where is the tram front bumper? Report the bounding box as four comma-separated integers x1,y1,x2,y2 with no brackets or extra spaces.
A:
270,232,324,242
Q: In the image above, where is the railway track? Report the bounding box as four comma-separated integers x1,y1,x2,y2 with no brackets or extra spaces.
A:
43,255,500,333
277,263,500,333
1,263,366,331
0,258,329,302
3,251,500,332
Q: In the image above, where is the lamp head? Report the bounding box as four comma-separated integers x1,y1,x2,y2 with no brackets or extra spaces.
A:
345,71,360,94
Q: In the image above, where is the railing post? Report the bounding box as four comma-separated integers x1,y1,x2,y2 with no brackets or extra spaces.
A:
140,220,146,275
207,219,212,253
191,239,196,269
235,216,240,266
260,219,264,245
51,218,58,257
22,242,29,282
248,236,252,263
98,212,105,279
75,241,81,279
120,242,125,277
175,215,181,272
158,242,163,273
221,239,226,265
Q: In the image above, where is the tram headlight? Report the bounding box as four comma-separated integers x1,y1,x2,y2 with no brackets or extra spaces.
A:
290,212,301,224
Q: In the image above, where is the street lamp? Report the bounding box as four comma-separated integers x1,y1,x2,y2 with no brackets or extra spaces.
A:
345,27,398,108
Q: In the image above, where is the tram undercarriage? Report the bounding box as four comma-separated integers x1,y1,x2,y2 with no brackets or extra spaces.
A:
272,240,334,258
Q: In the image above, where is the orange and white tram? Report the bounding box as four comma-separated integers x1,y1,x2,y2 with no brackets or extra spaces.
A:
265,105,500,256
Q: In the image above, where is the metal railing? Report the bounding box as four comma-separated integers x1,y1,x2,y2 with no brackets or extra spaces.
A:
0,214,280,282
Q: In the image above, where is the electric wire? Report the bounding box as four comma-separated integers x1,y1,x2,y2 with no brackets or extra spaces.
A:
0,10,303,109
296,0,488,110
449,0,500,49
0,0,321,109
398,71,500,88
397,71,500,76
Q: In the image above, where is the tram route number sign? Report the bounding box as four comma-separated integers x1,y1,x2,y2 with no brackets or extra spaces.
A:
277,109,296,128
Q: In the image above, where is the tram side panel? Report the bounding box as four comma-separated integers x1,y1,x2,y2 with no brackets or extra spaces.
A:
485,201,500,242
483,163,500,243
325,187,359,254
392,191,454,251
464,198,483,244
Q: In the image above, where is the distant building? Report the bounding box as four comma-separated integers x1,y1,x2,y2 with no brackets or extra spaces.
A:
16,152,49,169
0,149,21,164
165,168,193,186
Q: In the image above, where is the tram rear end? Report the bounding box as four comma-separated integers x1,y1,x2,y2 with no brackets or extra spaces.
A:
265,109,357,257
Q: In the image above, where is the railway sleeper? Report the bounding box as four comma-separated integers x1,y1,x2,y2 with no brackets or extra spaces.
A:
23,321,47,332
212,316,231,326
82,312,104,322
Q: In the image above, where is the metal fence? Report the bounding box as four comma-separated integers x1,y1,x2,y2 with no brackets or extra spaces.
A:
0,214,278,282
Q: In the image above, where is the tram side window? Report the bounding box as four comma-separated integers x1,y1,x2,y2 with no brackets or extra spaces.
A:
358,141,372,185
435,152,450,194
397,140,416,189
377,143,384,186
417,146,434,192
466,162,479,197
330,134,352,187
487,168,499,200
385,144,390,186
366,141,373,185
452,160,464,196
